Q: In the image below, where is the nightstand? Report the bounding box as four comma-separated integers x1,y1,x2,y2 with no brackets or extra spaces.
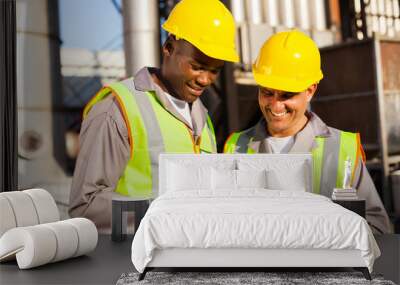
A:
332,199,366,218
111,193,150,242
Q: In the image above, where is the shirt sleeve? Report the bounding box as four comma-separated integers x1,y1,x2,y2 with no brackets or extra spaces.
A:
68,96,130,233
354,158,393,234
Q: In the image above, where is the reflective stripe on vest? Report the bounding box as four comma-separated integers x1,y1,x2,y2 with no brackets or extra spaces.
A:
223,129,362,196
223,130,256,154
83,78,216,198
315,130,360,195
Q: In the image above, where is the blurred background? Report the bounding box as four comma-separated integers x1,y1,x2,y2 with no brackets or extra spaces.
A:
1,0,400,231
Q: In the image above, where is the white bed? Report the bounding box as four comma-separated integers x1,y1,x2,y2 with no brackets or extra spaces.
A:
131,154,380,280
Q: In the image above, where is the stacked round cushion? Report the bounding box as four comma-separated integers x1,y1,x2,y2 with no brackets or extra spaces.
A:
0,189,98,269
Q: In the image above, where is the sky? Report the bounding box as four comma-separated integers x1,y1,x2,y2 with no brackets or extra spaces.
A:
59,0,123,50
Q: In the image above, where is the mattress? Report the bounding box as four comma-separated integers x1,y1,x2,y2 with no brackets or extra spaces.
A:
131,190,380,273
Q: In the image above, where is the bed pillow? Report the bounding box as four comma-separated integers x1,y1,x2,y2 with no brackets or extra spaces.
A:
237,159,310,191
266,167,307,191
167,162,211,191
236,169,267,189
211,168,237,190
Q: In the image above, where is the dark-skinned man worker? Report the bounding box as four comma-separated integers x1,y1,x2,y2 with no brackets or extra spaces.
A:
69,0,239,232
224,30,391,234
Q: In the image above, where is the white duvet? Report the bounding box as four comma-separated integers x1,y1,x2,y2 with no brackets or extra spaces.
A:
131,190,380,273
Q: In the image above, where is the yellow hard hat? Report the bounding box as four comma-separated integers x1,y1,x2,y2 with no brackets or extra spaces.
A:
252,30,323,92
162,0,239,62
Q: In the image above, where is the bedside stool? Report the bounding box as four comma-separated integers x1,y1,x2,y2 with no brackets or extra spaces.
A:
112,193,150,242
332,199,366,218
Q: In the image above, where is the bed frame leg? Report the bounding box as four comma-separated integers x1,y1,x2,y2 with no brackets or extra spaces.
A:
138,268,148,281
354,267,371,280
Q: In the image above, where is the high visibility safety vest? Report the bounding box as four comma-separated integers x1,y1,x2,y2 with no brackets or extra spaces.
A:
224,128,365,197
83,78,217,198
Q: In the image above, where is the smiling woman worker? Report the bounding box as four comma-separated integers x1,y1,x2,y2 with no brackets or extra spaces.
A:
224,30,391,234
69,0,239,232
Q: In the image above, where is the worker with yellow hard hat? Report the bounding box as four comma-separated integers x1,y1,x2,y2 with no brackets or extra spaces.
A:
224,30,391,234
69,0,239,232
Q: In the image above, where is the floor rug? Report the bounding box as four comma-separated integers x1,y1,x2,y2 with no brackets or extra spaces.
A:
116,271,396,285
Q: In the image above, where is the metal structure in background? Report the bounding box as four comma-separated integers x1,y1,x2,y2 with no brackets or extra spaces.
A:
339,0,367,41
313,38,400,212
122,0,160,75
231,0,333,73
0,0,17,192
340,0,400,41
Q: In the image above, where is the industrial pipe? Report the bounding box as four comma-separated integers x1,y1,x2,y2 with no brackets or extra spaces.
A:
231,0,246,23
294,0,310,30
123,0,159,76
310,0,326,30
263,0,279,27
280,0,296,28
246,0,263,24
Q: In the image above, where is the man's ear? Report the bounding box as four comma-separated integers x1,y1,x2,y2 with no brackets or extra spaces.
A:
162,35,175,57
306,84,318,102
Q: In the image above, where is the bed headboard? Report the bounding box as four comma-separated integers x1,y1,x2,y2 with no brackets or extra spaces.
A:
158,153,313,196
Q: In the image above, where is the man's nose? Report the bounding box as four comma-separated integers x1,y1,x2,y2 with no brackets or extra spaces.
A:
196,71,214,87
268,96,285,110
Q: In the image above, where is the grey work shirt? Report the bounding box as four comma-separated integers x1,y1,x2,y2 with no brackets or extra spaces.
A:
68,67,210,233
245,112,392,234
